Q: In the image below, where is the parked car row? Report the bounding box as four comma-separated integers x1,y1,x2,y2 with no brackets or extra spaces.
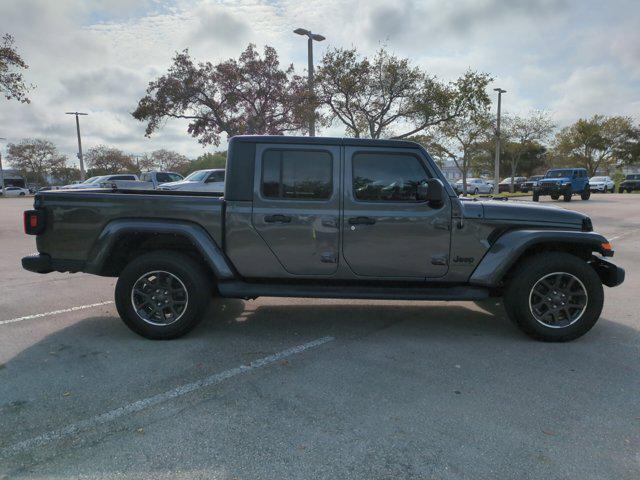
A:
451,172,640,197
56,169,227,194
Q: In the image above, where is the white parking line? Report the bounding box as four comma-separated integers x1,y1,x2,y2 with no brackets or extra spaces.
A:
0,301,114,326
0,335,335,457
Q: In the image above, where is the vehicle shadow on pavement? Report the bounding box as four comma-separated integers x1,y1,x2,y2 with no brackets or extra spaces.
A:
1,298,638,478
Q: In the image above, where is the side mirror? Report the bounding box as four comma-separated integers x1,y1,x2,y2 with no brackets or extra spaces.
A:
418,178,444,207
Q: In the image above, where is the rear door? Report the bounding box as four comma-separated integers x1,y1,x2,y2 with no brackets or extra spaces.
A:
342,147,451,278
251,143,340,275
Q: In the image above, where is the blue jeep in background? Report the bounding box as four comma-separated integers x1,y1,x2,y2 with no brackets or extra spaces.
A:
533,168,591,202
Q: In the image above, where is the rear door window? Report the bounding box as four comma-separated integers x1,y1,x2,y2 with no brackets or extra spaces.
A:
262,150,332,200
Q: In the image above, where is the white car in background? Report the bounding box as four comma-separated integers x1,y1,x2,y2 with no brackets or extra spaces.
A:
61,174,138,190
589,176,615,193
158,169,225,193
454,177,494,195
0,186,30,196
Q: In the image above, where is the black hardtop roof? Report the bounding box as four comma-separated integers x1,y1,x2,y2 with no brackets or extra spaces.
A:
231,135,421,149
547,167,587,172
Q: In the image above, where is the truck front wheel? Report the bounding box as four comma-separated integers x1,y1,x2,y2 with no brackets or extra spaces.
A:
503,252,603,342
115,251,213,339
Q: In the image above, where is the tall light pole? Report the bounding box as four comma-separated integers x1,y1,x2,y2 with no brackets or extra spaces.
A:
0,137,6,195
293,28,325,137
66,112,88,181
493,88,506,194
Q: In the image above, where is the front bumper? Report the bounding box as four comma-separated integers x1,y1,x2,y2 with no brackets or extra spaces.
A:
590,184,606,191
535,183,570,195
590,257,625,287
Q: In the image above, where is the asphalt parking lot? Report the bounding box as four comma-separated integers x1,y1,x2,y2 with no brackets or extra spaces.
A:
1,194,639,479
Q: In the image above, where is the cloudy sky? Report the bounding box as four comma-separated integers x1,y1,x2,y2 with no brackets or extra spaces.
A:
1,0,639,165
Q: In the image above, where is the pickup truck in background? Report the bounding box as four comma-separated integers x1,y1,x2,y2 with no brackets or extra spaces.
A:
100,171,184,190
22,136,624,342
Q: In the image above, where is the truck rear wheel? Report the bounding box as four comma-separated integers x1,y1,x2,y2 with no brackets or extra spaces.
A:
115,251,213,339
503,252,603,342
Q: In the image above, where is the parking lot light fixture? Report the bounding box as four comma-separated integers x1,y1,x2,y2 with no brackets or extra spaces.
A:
0,137,6,195
493,88,506,194
293,27,325,137
66,112,88,181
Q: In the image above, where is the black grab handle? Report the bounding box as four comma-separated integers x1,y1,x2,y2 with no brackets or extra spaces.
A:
348,216,376,225
264,214,292,223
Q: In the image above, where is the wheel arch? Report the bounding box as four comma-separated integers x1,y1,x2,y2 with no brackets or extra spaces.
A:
85,219,237,280
469,230,611,288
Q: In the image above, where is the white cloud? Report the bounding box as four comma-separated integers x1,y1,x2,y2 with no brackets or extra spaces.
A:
0,0,638,167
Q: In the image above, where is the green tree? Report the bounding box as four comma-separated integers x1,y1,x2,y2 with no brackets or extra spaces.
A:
139,149,190,173
51,166,81,185
501,112,554,191
420,111,493,195
182,151,227,175
552,115,636,176
315,46,492,139
85,145,136,175
133,45,312,146
6,139,67,184
0,33,33,103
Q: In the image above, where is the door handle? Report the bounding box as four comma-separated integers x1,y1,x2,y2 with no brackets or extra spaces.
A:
264,214,292,223
348,216,376,225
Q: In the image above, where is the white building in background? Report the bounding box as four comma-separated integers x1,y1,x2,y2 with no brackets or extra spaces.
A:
1,169,26,188
439,159,461,182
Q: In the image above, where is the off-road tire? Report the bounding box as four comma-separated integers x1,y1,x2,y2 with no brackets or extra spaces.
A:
532,192,540,202
503,252,603,342
581,187,591,200
563,193,572,202
550,194,559,200
115,251,213,339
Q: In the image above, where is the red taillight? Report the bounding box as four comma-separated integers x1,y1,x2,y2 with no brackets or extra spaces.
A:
24,210,45,235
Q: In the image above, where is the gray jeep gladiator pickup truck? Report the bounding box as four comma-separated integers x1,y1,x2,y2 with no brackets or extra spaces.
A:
22,136,624,342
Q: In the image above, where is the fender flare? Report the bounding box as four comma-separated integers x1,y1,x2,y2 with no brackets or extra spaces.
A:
85,219,237,280
469,230,609,287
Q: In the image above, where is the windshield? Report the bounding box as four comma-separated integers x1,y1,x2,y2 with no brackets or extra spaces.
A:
590,177,606,182
627,174,640,180
184,170,210,182
83,176,102,184
546,170,573,178
500,178,512,184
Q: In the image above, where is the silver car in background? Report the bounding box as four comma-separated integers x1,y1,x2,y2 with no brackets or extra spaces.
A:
454,177,494,195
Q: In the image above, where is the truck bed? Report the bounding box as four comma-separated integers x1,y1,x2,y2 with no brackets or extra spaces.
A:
34,189,225,265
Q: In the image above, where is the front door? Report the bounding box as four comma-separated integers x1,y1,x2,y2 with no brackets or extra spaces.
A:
252,144,340,276
342,147,451,278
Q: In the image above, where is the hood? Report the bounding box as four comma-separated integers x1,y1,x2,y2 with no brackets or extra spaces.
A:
159,180,198,188
539,177,570,184
463,200,588,228
61,183,96,190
